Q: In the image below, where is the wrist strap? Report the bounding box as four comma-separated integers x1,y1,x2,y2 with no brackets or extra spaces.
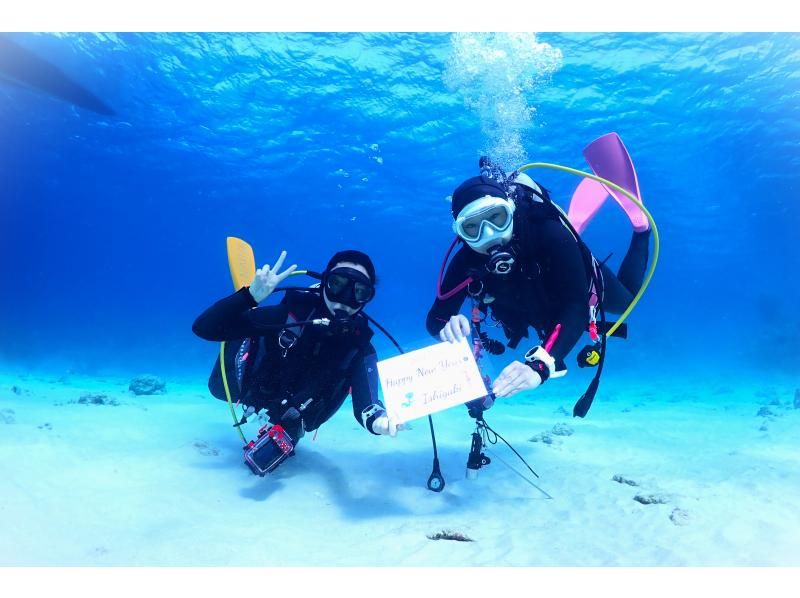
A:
525,359,550,383
361,404,385,435
524,345,556,383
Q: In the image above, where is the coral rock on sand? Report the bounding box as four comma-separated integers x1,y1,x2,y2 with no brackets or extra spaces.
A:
528,432,561,446
551,423,574,436
612,474,639,487
633,494,669,505
427,530,474,542
1,409,15,424
129,375,166,396
77,393,119,406
756,406,774,417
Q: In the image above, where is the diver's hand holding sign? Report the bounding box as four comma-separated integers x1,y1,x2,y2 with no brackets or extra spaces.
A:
491,360,542,398
370,413,406,437
249,249,297,303
438,314,471,343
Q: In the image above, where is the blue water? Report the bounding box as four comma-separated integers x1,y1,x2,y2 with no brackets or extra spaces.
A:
1,32,799,384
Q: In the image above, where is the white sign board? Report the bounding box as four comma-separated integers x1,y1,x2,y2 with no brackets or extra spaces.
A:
376,338,489,424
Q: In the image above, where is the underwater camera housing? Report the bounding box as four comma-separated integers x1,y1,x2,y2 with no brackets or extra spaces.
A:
243,424,294,476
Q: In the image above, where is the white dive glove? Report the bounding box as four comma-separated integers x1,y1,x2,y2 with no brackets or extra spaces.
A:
362,405,404,437
439,314,471,343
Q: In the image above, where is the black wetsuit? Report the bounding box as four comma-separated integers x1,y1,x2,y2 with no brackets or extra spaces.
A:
426,185,650,373
193,287,385,437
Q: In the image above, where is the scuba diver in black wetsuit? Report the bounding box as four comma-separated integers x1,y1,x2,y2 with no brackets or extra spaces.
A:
193,249,403,474
427,154,653,417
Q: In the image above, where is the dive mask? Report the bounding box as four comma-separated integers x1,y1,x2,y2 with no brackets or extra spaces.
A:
322,267,375,309
452,195,515,252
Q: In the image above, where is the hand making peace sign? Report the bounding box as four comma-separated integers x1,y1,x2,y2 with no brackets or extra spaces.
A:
248,250,298,303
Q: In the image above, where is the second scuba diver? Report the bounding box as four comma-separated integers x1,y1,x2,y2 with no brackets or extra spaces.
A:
428,135,652,416
193,249,403,475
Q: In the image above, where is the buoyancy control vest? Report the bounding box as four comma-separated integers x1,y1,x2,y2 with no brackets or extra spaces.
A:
207,289,374,429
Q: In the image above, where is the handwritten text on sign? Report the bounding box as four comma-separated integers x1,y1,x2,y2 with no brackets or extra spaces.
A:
377,338,489,424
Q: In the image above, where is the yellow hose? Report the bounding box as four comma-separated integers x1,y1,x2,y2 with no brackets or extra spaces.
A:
515,162,660,338
220,341,247,443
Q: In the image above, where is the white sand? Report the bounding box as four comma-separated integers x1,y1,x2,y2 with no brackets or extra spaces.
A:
1,370,799,566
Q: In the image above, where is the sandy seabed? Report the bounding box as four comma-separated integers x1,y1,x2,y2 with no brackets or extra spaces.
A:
1,369,799,567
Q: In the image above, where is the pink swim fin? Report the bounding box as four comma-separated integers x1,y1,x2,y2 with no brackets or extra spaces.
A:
567,177,609,235
567,132,649,233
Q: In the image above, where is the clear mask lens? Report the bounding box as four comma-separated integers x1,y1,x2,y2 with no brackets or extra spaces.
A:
456,199,512,243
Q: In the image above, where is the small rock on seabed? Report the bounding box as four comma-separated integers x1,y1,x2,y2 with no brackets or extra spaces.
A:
129,375,167,396
76,393,119,406
551,423,574,436
528,432,561,446
612,474,639,487
633,493,669,505
427,530,474,542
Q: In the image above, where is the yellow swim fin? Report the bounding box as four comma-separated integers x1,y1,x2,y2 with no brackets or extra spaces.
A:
226,236,256,291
